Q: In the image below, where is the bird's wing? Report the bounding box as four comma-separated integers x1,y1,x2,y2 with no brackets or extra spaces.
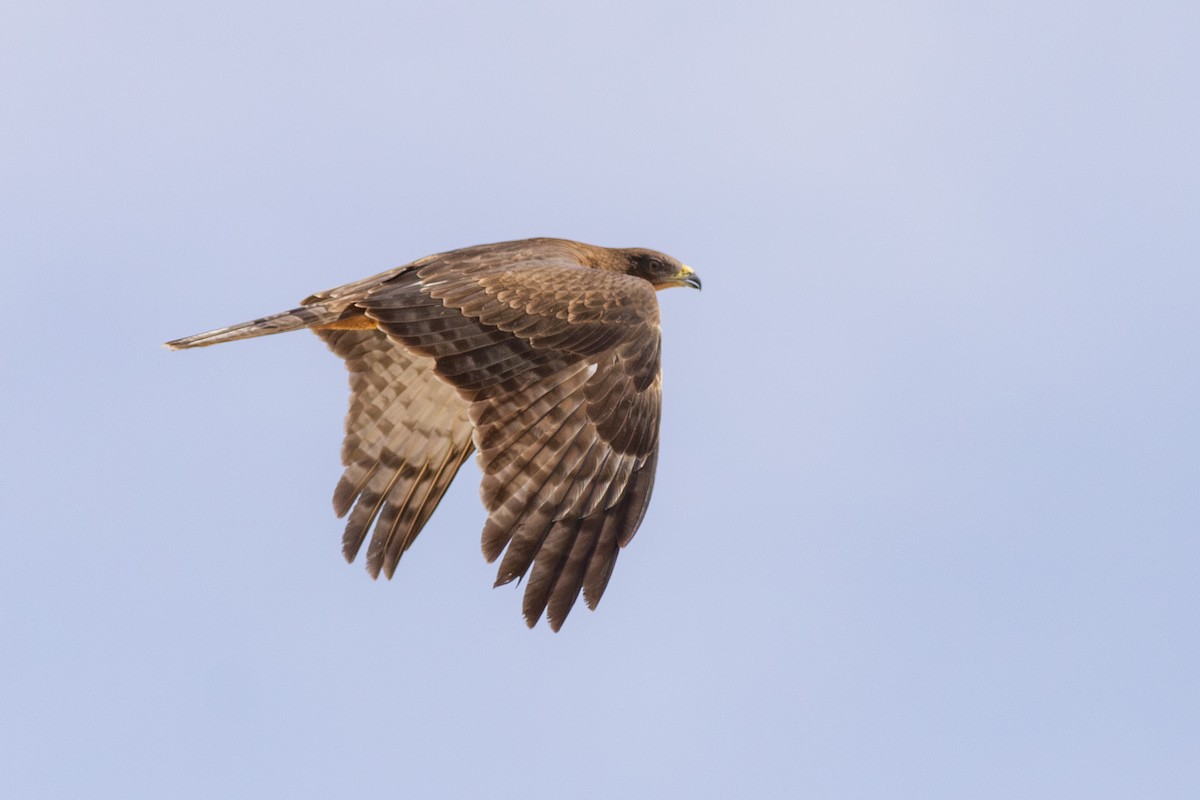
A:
315,327,475,579
360,255,663,629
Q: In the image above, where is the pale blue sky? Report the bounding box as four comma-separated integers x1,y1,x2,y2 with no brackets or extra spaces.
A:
3,1,1198,797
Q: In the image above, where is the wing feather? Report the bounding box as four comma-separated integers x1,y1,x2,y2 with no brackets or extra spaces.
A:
360,256,664,628
316,328,474,577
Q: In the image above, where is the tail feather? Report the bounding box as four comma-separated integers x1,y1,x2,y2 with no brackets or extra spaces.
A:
165,304,343,350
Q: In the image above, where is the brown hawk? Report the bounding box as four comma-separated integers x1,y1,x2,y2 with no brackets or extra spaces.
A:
167,238,700,630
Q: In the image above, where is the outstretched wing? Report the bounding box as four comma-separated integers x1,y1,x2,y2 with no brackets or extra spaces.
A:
360,250,663,630
316,327,475,580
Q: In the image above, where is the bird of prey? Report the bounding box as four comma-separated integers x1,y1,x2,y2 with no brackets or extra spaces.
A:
167,238,700,630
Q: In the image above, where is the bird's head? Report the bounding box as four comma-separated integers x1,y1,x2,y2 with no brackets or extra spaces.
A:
621,248,702,291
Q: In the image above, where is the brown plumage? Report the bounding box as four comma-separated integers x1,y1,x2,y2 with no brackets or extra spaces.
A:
166,238,700,630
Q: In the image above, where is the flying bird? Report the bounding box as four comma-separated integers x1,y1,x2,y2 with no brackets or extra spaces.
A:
166,238,700,630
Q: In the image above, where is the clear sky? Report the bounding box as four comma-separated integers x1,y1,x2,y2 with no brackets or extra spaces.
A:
3,1,1198,797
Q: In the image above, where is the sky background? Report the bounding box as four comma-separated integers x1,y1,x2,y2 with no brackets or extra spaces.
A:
3,1,1199,797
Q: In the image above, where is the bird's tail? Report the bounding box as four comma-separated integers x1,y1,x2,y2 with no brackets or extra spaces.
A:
164,303,346,350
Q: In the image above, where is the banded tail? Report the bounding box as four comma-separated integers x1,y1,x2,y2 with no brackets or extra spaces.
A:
165,303,349,350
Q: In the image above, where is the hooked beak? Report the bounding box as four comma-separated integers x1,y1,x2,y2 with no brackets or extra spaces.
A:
677,264,702,291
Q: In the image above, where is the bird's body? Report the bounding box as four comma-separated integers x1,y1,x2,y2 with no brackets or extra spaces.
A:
167,238,699,630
